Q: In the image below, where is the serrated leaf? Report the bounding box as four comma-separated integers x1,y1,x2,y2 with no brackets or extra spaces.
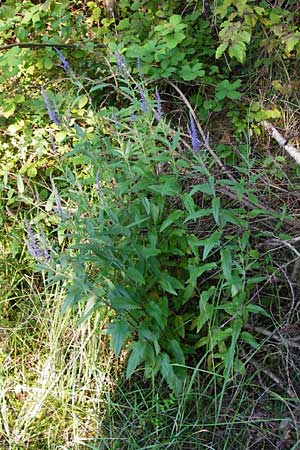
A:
145,301,166,328
216,43,228,59
246,304,270,318
168,339,185,365
126,341,147,378
110,295,140,311
241,331,259,349
182,192,195,214
141,247,161,258
160,210,183,232
159,353,175,385
197,231,222,260
108,319,129,357
228,43,246,63
184,209,212,223
188,263,217,286
190,183,215,196
126,267,145,285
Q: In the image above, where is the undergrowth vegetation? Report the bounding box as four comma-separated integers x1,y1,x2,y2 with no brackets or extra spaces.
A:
1,0,300,449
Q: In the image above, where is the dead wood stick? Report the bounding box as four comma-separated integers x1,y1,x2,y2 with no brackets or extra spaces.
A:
262,121,300,165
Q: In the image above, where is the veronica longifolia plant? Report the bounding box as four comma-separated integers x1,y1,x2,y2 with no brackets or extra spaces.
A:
188,113,201,152
41,87,61,125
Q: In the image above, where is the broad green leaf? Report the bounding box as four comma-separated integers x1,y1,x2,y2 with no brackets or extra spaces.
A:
216,43,228,59
0,100,16,118
169,14,182,27
190,184,215,196
145,301,166,328
168,339,185,365
184,209,212,223
108,319,129,357
188,263,217,286
212,196,221,225
159,353,175,386
126,341,148,378
141,247,161,258
246,304,270,318
182,192,195,214
221,248,232,281
241,331,259,349
77,95,89,109
193,303,214,333
160,210,183,232
127,267,145,285
110,295,140,311
197,231,222,260
228,43,246,63
151,204,160,224
159,274,184,295
17,173,24,194
148,180,180,196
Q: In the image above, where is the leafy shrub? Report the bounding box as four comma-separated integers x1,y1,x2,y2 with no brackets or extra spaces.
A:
32,59,274,393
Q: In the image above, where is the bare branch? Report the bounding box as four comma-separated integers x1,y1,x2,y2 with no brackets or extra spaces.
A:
262,121,300,165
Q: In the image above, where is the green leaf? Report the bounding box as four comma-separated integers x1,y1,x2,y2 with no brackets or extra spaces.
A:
221,248,232,281
127,267,145,285
169,14,182,27
184,209,212,223
145,301,167,329
0,100,16,118
246,304,270,318
182,192,195,214
197,231,222,260
228,42,246,63
108,319,129,357
141,247,161,258
241,331,259,349
168,339,185,365
159,273,184,295
17,173,24,194
160,210,183,232
190,183,215,196
216,43,228,59
212,196,221,225
76,95,89,109
110,295,140,311
188,263,217,286
126,341,148,378
159,353,175,386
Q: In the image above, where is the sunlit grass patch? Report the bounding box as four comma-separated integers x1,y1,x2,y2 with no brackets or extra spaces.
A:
0,279,120,449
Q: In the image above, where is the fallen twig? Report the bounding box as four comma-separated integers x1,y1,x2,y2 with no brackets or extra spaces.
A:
262,121,300,165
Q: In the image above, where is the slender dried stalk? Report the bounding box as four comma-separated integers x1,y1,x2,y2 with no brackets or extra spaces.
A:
262,121,300,165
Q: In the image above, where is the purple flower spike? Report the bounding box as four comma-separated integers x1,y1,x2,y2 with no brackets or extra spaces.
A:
54,47,70,73
49,131,58,155
130,110,136,122
154,87,163,122
41,87,61,125
136,56,142,77
115,51,127,75
50,177,64,218
24,219,50,262
188,113,201,152
138,85,148,113
96,171,103,197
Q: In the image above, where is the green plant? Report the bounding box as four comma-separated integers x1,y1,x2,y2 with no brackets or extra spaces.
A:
35,63,277,394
